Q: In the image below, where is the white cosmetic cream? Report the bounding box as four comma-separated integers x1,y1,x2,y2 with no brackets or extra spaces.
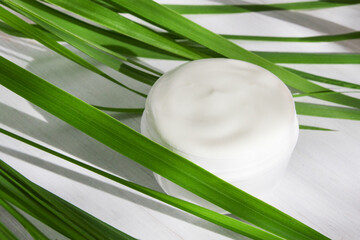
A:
141,58,299,212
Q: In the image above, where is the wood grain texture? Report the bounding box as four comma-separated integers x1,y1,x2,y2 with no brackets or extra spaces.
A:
0,1,359,239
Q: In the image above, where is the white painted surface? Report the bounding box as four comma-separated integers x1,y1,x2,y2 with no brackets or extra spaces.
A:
0,1,359,239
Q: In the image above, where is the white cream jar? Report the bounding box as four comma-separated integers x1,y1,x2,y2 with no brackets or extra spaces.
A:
141,58,299,212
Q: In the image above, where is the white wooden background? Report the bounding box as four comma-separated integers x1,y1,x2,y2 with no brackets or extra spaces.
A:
1,0,360,239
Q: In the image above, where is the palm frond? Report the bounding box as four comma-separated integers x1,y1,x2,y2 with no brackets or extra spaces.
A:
0,56,329,240
1,1,359,239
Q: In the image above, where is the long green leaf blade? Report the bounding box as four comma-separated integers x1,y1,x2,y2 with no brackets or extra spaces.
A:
218,31,360,42
295,102,360,120
293,91,360,98
299,125,334,131
93,106,144,113
0,56,329,240
255,52,360,64
144,45,360,64
190,46,360,64
0,199,50,240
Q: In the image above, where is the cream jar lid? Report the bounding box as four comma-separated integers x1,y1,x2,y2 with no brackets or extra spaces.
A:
142,58,299,173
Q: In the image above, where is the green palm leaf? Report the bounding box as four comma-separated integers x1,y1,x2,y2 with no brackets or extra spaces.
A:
299,125,334,131
192,32,360,42
295,102,360,120
255,52,360,64
93,106,144,113
156,43,360,64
